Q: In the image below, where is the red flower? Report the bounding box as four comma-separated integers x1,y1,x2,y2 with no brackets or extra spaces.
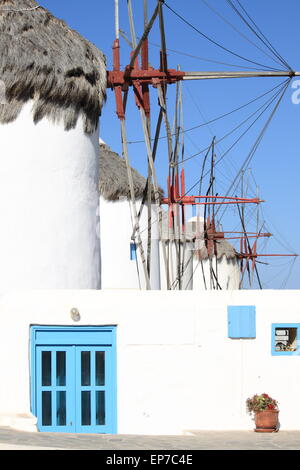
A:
246,393,278,415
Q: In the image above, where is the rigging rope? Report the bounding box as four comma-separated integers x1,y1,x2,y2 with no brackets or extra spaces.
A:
281,258,297,288
138,35,282,70
236,0,293,71
163,2,285,71
143,79,289,245
199,0,287,70
122,0,296,290
215,79,291,221
127,201,142,290
249,171,298,255
184,82,286,188
177,79,290,166
128,79,289,144
135,78,291,243
135,79,290,246
261,257,297,289
226,0,292,71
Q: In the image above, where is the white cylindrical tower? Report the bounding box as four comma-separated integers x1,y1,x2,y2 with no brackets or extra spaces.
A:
160,215,240,290
99,142,161,290
0,0,107,291
188,217,240,290
159,213,195,290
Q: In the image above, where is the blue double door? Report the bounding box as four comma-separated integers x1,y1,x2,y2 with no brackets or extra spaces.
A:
31,327,117,434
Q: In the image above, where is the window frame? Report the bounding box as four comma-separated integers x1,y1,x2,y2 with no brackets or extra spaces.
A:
271,323,300,356
30,325,117,433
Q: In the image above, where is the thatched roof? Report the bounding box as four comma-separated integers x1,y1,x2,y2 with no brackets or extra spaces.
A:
0,0,106,134
194,238,237,261
99,142,163,202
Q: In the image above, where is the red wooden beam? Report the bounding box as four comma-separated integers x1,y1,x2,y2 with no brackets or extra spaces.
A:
107,68,185,88
238,254,298,258
161,196,263,205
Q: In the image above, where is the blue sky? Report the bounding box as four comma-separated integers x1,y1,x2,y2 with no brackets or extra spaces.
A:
38,0,300,289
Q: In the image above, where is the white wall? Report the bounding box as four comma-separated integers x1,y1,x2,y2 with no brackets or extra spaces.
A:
100,197,160,289
0,101,101,292
0,289,300,434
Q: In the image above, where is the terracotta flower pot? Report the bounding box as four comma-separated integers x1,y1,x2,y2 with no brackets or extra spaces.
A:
254,409,279,432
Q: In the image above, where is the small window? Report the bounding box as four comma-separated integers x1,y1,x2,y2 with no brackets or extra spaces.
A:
272,324,299,355
275,328,297,352
130,242,137,261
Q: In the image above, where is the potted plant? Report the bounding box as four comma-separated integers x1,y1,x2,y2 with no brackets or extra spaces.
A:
246,393,279,432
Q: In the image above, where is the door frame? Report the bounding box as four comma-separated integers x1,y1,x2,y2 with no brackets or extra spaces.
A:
30,325,117,434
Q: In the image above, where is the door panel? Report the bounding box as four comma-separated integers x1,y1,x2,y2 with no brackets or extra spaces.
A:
75,347,113,433
36,346,76,432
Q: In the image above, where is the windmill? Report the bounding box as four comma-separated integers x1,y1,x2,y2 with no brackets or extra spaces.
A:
106,0,299,290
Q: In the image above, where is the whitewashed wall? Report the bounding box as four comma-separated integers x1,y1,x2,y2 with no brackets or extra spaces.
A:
0,101,101,292
100,197,160,290
0,289,299,434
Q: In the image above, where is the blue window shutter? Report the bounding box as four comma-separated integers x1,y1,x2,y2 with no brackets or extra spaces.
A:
130,242,137,261
227,306,256,338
